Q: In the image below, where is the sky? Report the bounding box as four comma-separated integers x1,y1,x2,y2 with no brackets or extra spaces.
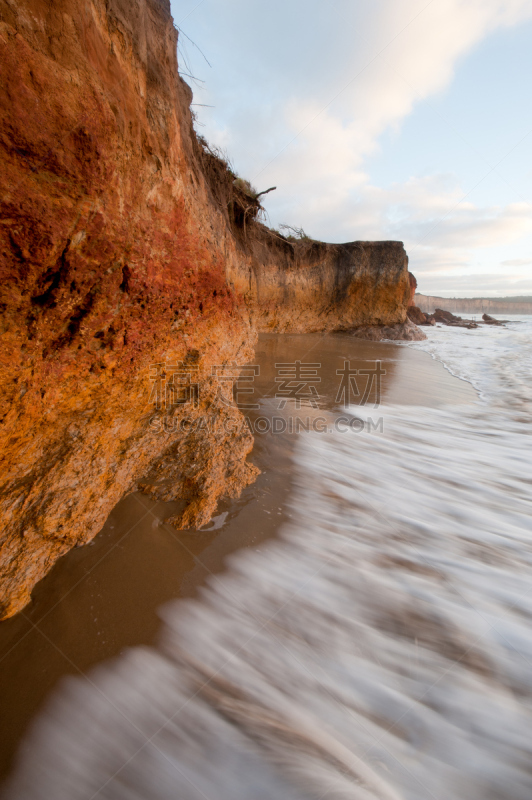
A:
170,0,532,297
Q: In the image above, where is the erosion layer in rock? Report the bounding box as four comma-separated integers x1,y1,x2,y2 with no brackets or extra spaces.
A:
239,236,414,334
0,0,419,619
415,293,532,315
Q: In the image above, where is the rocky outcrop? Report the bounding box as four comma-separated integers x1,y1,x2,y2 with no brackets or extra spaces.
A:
0,0,420,618
243,236,415,334
407,304,430,325
408,271,418,306
409,304,509,330
429,309,478,329
348,318,426,341
415,294,532,315
423,308,510,329
482,313,505,325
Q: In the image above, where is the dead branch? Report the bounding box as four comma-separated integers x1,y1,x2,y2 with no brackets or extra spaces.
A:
255,186,277,199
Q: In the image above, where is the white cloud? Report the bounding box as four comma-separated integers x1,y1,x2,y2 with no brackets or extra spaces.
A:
314,176,532,278
177,0,532,290
501,257,532,266
236,0,532,211
417,272,532,297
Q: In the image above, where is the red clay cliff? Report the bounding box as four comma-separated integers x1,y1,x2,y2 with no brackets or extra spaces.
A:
0,0,422,619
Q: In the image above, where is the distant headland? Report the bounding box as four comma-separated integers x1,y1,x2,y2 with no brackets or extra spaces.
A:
415,294,532,315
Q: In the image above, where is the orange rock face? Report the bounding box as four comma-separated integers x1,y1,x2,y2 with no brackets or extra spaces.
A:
408,272,418,307
0,0,259,619
0,0,420,619
241,237,414,333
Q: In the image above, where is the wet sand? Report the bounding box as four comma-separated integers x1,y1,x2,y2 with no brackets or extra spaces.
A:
0,334,476,782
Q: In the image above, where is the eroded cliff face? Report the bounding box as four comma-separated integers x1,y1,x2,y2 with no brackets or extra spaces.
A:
0,0,260,619
240,236,415,335
0,0,419,619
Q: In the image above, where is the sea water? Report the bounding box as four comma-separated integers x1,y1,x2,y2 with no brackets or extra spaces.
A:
4,318,532,800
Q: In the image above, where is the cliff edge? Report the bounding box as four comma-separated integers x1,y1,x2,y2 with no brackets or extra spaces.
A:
0,0,421,618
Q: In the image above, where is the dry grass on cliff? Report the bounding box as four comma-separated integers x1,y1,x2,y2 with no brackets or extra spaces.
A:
277,223,312,242
194,136,271,237
194,135,315,253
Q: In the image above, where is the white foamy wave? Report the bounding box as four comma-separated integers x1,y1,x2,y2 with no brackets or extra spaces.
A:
409,315,532,409
5,323,532,800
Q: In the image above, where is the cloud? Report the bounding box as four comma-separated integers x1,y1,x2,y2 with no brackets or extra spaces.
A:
200,0,532,204
417,272,532,297
501,257,532,266
187,1,532,170
176,0,532,287
316,176,532,277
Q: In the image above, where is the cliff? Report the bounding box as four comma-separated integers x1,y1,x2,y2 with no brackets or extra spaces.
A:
415,294,532,315
244,234,416,337
0,0,419,619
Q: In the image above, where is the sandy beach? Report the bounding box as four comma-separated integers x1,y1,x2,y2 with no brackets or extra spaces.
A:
0,334,476,783
4,317,532,800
